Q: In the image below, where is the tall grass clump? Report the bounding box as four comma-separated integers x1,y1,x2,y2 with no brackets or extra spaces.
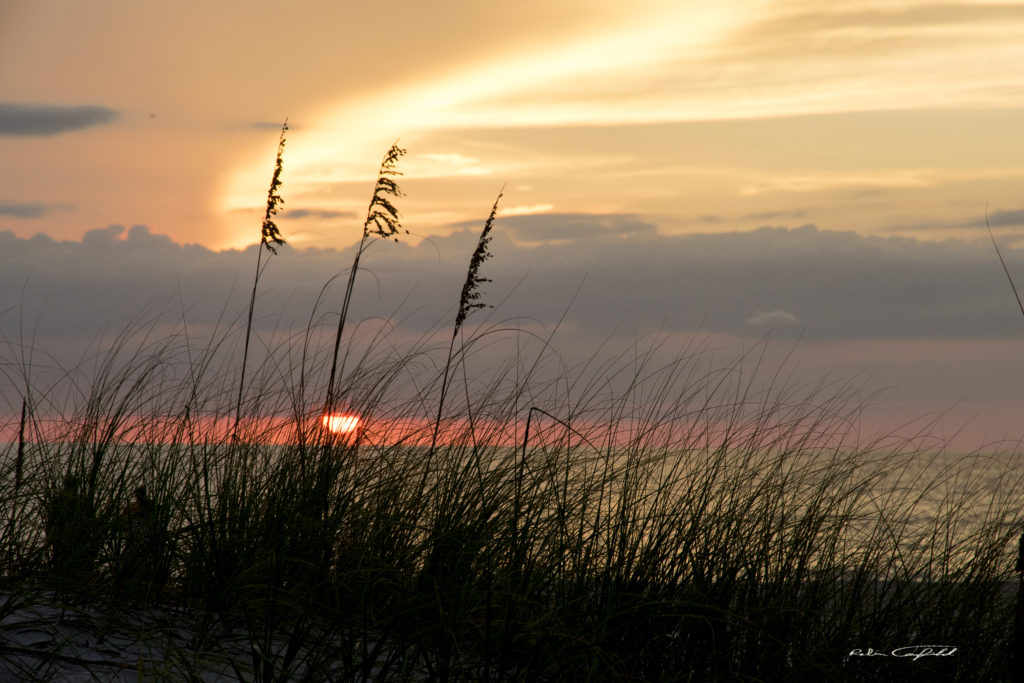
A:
2,305,1023,680
0,181,1023,680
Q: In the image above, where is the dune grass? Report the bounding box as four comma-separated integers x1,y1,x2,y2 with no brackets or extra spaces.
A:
0,308,1021,681
0,155,1021,681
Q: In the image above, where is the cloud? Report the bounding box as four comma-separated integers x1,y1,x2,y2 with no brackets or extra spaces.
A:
498,204,554,217
746,309,800,328
0,218,1017,348
0,102,118,136
741,3,1024,47
284,209,359,221
699,210,809,225
743,210,809,222
882,207,1024,234
452,212,657,243
4,219,1024,442
987,209,1024,228
413,153,490,177
236,120,298,134
0,201,70,219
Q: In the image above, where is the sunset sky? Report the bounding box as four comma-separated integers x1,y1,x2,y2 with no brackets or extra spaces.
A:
4,1,1024,446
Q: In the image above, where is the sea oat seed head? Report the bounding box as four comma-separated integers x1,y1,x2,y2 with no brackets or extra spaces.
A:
454,190,502,336
363,143,406,241
261,119,288,254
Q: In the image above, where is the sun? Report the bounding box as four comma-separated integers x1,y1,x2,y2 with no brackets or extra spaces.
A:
321,413,360,438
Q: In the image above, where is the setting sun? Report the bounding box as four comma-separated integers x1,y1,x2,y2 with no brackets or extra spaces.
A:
321,413,360,437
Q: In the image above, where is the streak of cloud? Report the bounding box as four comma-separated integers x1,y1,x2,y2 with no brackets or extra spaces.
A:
746,309,800,328
0,102,118,136
284,209,359,221
0,201,69,219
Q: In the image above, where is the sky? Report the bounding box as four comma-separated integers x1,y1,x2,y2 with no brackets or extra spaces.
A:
3,0,1024,447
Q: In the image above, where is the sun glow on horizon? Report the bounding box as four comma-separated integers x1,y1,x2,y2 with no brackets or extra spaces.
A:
321,413,361,437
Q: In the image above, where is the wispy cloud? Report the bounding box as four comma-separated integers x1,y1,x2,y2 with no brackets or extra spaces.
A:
0,102,118,136
224,2,1024,251
882,206,1024,234
746,308,800,328
413,153,491,177
738,169,935,196
499,204,554,217
0,200,70,219
451,212,657,243
987,209,1024,228
350,1,1024,129
283,208,359,221
699,210,810,224
242,120,300,131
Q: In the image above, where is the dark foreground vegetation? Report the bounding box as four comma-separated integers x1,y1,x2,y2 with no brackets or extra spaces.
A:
1,132,1022,681
2,331,1022,682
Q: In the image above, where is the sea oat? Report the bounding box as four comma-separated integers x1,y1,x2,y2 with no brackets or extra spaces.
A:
260,120,288,254
324,144,407,414
363,143,406,241
453,190,501,337
429,189,503,453
234,119,288,440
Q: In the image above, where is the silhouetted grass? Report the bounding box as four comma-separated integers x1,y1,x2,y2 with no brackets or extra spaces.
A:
0,191,1020,681
1,317,1020,680
234,119,289,442
325,143,407,417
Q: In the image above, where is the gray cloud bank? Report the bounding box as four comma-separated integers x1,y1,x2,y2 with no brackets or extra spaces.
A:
0,218,1018,346
0,102,118,136
4,216,1024,444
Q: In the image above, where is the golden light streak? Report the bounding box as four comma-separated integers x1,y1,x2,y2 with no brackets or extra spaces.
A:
216,3,741,244
217,0,1024,249
500,204,554,216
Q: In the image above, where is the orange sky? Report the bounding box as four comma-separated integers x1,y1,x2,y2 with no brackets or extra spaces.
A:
3,1,1024,249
